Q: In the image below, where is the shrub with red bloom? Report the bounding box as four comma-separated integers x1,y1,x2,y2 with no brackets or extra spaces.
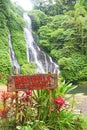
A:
0,108,8,118
0,109,5,118
1,91,10,101
54,96,65,111
21,95,27,102
25,90,32,96
54,96,65,106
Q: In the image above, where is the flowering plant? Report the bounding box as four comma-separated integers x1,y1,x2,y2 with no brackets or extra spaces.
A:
1,91,10,102
0,81,85,130
25,90,32,96
0,90,32,124
0,91,10,119
0,108,8,118
53,96,67,112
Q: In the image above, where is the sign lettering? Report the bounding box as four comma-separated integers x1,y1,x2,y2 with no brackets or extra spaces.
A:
7,74,58,91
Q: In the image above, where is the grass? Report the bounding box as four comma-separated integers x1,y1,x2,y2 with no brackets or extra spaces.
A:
78,81,87,85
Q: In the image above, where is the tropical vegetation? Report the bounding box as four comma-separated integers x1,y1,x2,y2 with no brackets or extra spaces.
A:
0,79,87,130
0,0,35,84
0,0,87,84
0,0,87,129
29,0,87,83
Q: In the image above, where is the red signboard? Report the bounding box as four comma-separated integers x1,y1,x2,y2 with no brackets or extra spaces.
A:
7,74,58,91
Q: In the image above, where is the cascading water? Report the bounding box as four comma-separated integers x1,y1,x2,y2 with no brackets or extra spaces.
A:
8,29,20,74
23,13,58,73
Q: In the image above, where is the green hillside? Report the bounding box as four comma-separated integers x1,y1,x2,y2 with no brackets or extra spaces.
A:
0,0,35,84
0,0,87,84
29,0,87,83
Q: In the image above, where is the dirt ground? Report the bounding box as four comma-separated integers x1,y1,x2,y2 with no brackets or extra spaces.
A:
74,94,87,118
66,93,87,118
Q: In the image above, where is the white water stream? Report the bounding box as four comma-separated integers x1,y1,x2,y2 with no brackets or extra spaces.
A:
8,29,20,74
23,13,58,73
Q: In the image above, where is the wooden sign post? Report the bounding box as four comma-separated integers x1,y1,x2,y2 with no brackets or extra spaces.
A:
7,73,58,117
7,73,58,91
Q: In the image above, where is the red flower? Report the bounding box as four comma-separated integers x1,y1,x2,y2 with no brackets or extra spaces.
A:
54,96,65,106
21,95,27,102
1,91,10,101
25,90,32,96
54,96,65,111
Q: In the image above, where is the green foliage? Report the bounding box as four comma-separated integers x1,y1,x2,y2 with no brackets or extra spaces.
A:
8,10,25,31
48,15,68,30
31,2,87,83
33,90,50,121
0,51,11,83
8,5,33,74
58,53,87,82
29,10,47,31
20,125,32,130
10,1,24,16
0,79,87,130
78,0,87,10
0,12,7,28
0,0,11,17
32,0,76,16
38,26,52,52
0,9,12,84
0,0,36,84
48,110,77,130
10,30,27,65
0,1,86,129
21,63,36,74
8,11,36,74
55,78,78,97
0,0,87,85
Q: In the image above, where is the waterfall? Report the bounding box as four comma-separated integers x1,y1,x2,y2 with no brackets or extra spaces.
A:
23,13,58,73
8,29,20,74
